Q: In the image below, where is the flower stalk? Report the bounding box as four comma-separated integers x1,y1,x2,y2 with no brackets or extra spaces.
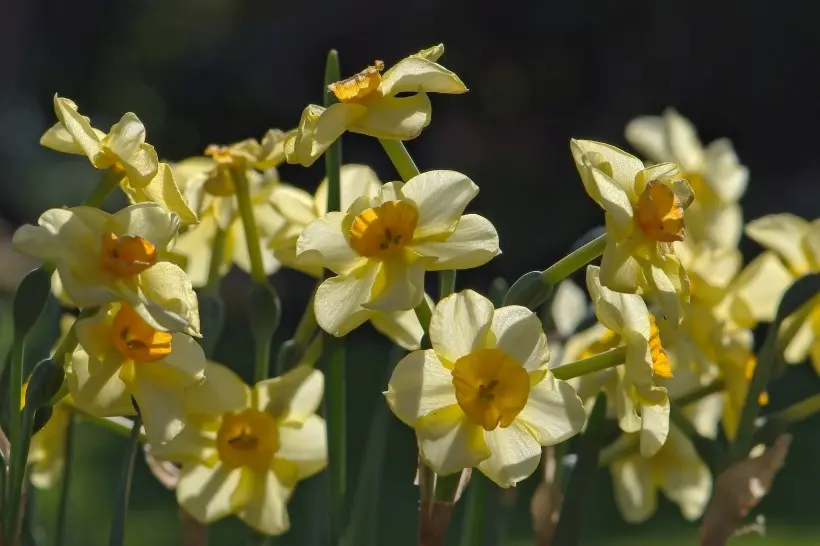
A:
552,345,627,381
541,233,607,286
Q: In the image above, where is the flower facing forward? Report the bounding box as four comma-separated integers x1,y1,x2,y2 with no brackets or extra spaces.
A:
69,303,206,443
13,203,200,335
269,164,425,349
561,266,672,456
571,139,694,331
285,44,467,166
625,109,748,249
40,95,197,225
296,170,500,337
150,363,327,535
385,290,586,487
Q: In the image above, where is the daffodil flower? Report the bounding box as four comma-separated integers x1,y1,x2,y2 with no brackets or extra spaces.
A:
746,214,820,370
285,44,467,167
172,157,284,286
626,109,748,249
13,203,200,335
40,95,197,225
149,363,327,535
571,139,694,331
296,170,500,337
69,303,206,443
269,164,425,349
385,290,586,487
560,266,672,456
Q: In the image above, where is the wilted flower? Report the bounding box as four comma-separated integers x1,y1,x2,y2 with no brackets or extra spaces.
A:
150,363,327,536
385,290,586,487
296,170,499,337
285,44,467,167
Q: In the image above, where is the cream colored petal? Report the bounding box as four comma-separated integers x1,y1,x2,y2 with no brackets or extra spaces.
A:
375,182,404,205
557,322,611,366
40,122,85,154
276,415,328,480
314,263,380,337
729,251,794,327
429,289,494,363
401,170,478,238
57,266,121,310
658,437,712,520
478,422,542,488
640,397,670,457
783,314,814,364
314,164,382,216
177,463,250,524
136,262,201,336
13,207,103,269
489,305,549,370
364,258,425,312
412,215,500,271
746,214,812,275
185,362,250,418
586,265,650,338
103,112,147,164
122,143,160,188
379,57,467,97
131,372,186,444
702,139,748,204
173,214,222,288
369,307,424,350
589,169,636,240
67,346,134,417
230,217,281,277
289,103,367,167
112,202,180,249
255,365,323,424
123,164,198,227
624,115,668,163
53,96,103,161
148,425,217,466
570,139,645,197
270,184,317,227
611,457,657,523
645,256,688,333
163,333,207,380
417,405,490,476
349,93,432,140
296,212,367,276
238,467,292,536
688,204,743,250
385,349,457,426
663,109,704,172
551,280,588,338
519,374,586,445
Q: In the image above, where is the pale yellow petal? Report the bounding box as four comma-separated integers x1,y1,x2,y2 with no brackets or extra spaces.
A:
417,405,490,476
276,415,328,480
663,108,704,171
478,422,542,488
401,170,478,238
349,93,431,140
288,103,367,167
53,96,103,161
40,122,86,155
369,307,424,350
551,280,588,338
640,397,670,457
269,184,317,227
746,214,812,275
379,57,467,97
364,258,425,312
238,467,292,536
296,212,367,276
177,463,251,524
611,457,657,523
518,374,586,444
410,214,500,270
137,261,201,336
429,289,494,363
67,345,134,417
729,251,794,327
314,263,380,337
112,202,179,250
702,139,748,204
489,305,549,370
123,163,198,226
255,365,324,424
385,349,457,426
314,164,382,216
624,115,668,163
185,362,250,418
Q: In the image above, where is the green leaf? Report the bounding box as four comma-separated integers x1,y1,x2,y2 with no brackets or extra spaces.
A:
109,413,141,546
12,267,52,337
25,358,65,410
504,271,553,310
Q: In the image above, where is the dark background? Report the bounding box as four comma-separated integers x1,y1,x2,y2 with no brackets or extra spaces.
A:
2,0,820,544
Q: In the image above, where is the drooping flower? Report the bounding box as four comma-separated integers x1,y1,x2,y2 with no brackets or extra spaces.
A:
269,164,425,349
571,139,694,332
40,95,197,225
296,170,500,337
385,290,586,487
150,363,327,535
285,44,467,167
625,109,748,249
69,303,206,443
13,203,200,335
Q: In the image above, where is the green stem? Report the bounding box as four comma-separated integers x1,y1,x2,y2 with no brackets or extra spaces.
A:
109,413,141,546
414,299,434,335
438,270,456,300
83,170,121,207
768,393,820,427
3,403,33,543
541,234,607,286
254,336,271,384
302,334,324,368
205,227,229,294
459,473,490,546
673,379,725,407
378,140,421,182
552,346,626,381
234,169,269,285
55,413,76,546
433,473,462,502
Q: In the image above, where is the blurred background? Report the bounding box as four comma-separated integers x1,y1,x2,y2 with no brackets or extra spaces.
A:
2,0,820,544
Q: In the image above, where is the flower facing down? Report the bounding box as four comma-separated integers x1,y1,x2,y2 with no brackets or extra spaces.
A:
150,363,327,535
270,164,425,350
40,95,197,225
385,290,586,487
296,170,499,337
285,44,467,166
13,203,200,335
625,108,748,249
571,139,694,331
69,303,206,443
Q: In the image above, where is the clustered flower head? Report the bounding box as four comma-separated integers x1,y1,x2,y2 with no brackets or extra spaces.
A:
6,43,816,546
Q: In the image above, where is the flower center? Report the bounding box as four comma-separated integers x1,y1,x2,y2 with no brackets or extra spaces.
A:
100,232,157,278
349,200,418,258
327,60,385,103
648,314,672,378
216,409,279,470
634,180,685,242
451,348,530,431
111,305,172,363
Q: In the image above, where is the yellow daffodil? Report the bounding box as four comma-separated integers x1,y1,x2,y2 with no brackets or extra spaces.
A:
385,290,586,487
285,44,467,167
21,378,73,489
269,164,425,349
172,157,284,286
149,363,327,535
40,95,197,225
560,266,672,456
626,109,748,249
571,139,694,332
13,203,200,335
296,170,500,337
746,214,820,369
69,303,206,444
